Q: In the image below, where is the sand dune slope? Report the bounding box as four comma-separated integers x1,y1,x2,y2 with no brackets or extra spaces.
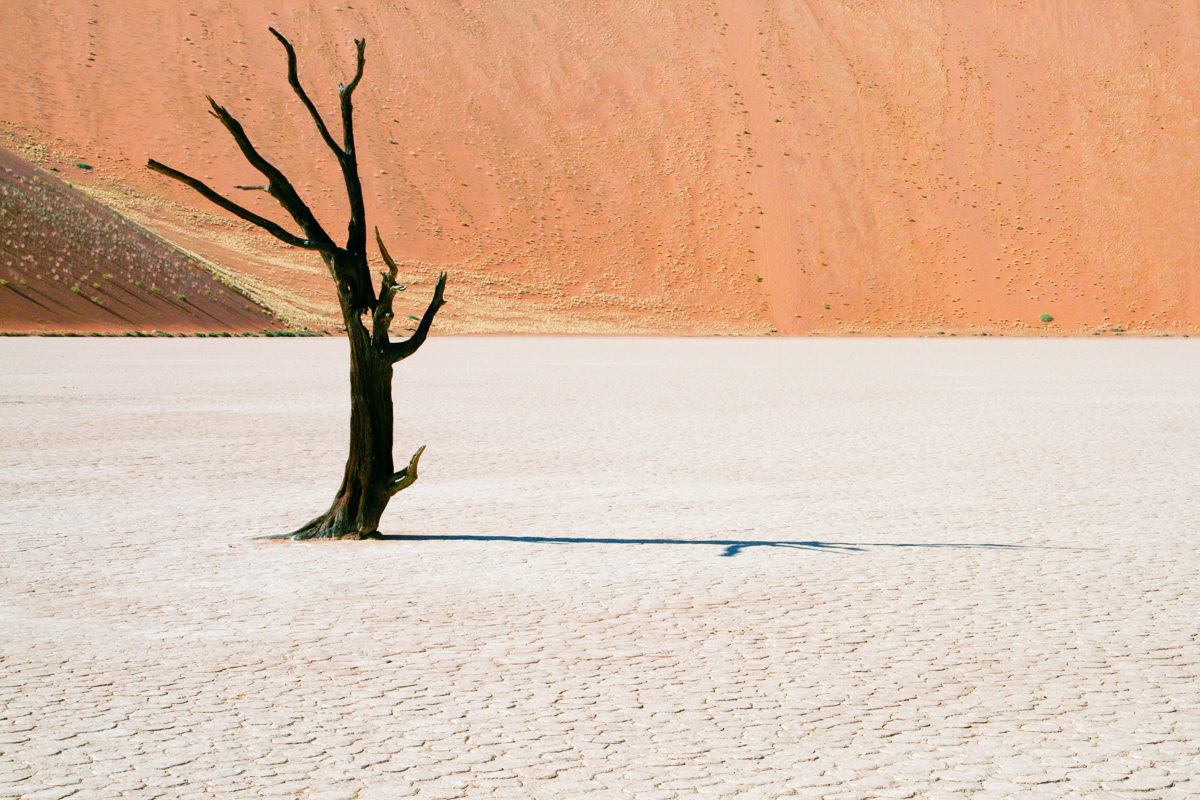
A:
1,1,1197,334
0,147,282,333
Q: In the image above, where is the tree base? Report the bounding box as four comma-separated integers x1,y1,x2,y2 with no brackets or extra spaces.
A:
292,529,383,541
285,446,425,541
289,512,382,541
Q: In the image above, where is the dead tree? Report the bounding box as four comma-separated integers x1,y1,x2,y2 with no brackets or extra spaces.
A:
149,29,446,539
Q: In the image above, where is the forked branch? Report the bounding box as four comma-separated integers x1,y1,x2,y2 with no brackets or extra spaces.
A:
267,28,370,262
385,270,447,364
205,97,337,252
374,229,447,362
147,159,323,251
339,37,368,134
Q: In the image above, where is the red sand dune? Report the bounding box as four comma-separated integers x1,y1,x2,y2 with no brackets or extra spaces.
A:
1,1,1198,335
0,147,282,333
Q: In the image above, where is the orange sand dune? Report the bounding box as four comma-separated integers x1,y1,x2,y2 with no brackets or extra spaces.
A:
1,1,1197,335
0,147,281,333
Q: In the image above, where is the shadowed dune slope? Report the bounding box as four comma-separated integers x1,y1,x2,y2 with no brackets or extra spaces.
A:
1,1,1198,335
0,147,281,333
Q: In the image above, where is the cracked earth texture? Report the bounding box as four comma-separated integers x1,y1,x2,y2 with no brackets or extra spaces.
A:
1,337,1198,800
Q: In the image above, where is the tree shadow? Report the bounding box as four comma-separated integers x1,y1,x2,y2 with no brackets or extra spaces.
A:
376,533,1048,558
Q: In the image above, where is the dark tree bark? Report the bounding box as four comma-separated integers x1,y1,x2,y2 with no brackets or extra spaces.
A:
149,29,447,539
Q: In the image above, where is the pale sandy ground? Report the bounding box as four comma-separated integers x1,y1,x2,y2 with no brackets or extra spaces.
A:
2,337,1199,800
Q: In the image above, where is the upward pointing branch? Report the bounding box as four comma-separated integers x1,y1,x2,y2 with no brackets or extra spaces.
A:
340,37,368,131
337,37,369,259
269,27,343,158
372,227,402,349
268,28,368,265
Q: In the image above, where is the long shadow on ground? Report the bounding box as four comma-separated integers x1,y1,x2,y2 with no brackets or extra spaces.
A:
376,534,1047,558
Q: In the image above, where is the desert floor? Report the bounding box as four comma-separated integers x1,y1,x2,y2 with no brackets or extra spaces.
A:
2,337,1198,800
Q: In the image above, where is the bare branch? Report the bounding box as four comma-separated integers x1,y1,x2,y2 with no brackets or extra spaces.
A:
387,445,426,496
336,38,369,258
267,31,371,278
206,96,338,253
147,159,327,251
372,228,400,348
376,227,399,284
234,184,270,192
269,27,343,158
385,272,447,363
337,39,367,154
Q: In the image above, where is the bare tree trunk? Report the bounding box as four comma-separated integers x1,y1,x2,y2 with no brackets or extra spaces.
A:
291,255,439,539
291,321,394,539
148,29,446,540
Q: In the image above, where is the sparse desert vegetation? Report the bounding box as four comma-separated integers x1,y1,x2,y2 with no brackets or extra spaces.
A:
0,147,283,334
